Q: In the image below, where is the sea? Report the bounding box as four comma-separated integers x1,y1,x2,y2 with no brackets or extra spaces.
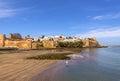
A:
31,46,120,81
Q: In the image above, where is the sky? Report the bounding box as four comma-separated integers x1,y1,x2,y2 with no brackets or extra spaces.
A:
0,0,120,45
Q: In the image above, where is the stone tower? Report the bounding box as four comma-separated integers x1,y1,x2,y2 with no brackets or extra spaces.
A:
9,33,13,39
0,34,6,47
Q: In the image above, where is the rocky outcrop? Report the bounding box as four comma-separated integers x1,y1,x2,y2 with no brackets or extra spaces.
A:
82,38,101,47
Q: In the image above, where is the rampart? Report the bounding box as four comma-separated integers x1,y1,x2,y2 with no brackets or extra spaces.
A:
42,40,57,48
0,34,5,47
0,34,101,49
0,34,32,49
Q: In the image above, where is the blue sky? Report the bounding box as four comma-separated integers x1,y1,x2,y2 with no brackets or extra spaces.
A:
0,0,120,45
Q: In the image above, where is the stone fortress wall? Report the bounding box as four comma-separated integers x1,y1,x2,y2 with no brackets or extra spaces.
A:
42,40,57,48
0,34,5,47
0,34,100,49
0,34,32,49
82,37,100,47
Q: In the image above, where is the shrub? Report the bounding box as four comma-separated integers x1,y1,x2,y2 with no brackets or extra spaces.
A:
58,41,84,48
27,53,71,60
58,42,65,47
36,42,43,48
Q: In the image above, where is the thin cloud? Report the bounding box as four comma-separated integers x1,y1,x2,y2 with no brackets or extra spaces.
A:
92,13,120,20
0,1,28,18
77,27,120,38
0,9,17,18
0,1,14,18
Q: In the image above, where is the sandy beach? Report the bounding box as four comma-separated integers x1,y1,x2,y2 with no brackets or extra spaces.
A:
0,49,70,81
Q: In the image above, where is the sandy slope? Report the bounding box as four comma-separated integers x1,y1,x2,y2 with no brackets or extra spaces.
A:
0,50,68,81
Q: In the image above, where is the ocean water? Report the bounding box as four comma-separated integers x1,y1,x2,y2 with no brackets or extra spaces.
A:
31,47,120,81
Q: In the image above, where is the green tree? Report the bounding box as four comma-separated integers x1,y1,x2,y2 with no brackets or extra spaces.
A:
58,41,84,48
58,42,65,47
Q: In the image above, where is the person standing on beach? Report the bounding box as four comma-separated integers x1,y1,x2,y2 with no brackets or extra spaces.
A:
65,60,68,67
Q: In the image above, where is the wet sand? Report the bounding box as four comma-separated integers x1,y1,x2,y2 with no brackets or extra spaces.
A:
0,49,71,81
30,61,65,81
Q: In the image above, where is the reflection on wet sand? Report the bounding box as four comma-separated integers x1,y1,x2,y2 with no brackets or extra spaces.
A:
31,48,99,81
0,49,71,81
31,48,120,81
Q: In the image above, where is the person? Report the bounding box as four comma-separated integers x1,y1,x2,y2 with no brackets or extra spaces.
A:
65,60,68,67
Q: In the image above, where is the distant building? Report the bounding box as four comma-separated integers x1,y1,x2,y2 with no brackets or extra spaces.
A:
0,33,101,49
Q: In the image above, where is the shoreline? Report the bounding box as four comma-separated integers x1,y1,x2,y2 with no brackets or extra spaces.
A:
0,47,107,81
30,60,64,81
0,49,72,81
30,49,83,81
